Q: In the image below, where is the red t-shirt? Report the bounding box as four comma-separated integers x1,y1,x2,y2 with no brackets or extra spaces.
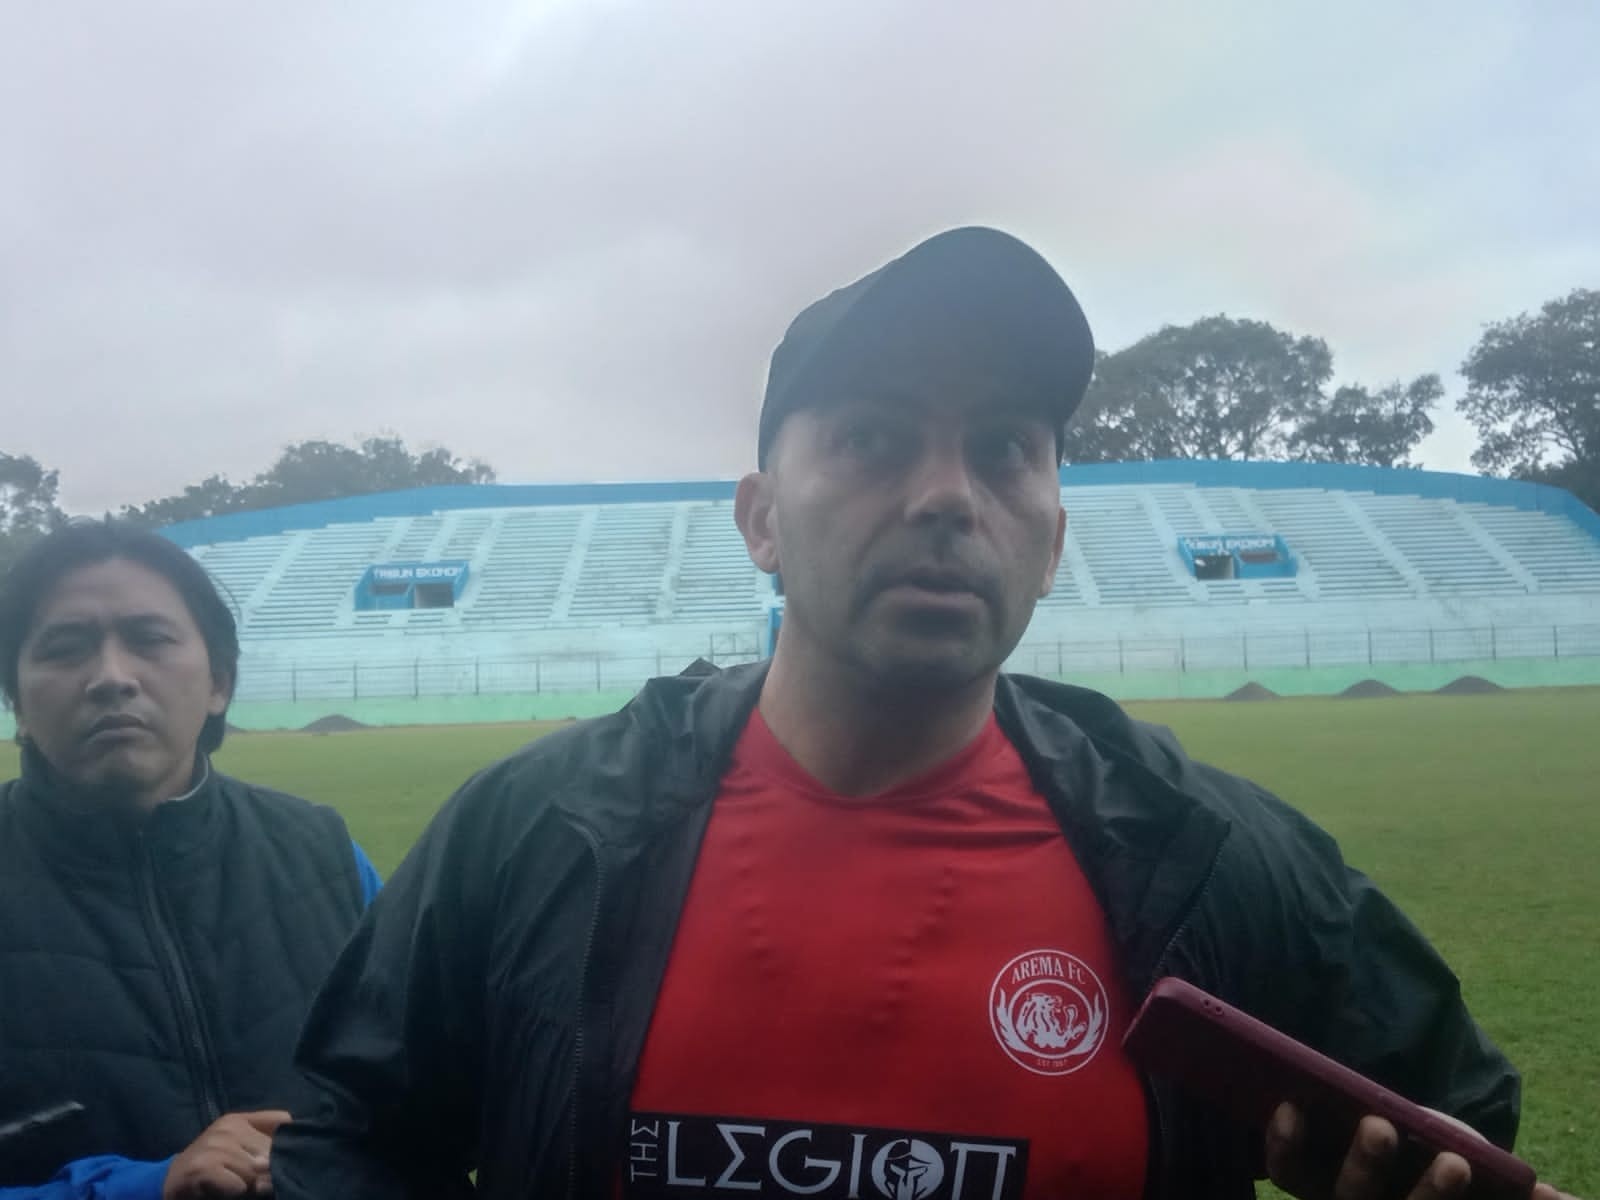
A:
625,712,1149,1200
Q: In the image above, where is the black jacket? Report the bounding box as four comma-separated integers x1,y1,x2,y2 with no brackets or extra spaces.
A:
273,664,1519,1200
0,749,367,1186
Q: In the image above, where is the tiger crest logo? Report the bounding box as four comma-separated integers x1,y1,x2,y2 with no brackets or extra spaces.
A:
989,949,1108,1076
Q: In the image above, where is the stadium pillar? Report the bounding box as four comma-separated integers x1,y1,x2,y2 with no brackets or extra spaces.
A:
1179,635,1187,672
474,659,481,695
1055,642,1062,676
1367,628,1373,665
1242,633,1249,671
1304,628,1311,667
1428,629,1435,663
1553,625,1561,658
352,663,360,700
1490,625,1498,660
1117,635,1124,674
535,657,542,692
291,666,298,703
413,659,420,699
595,658,602,690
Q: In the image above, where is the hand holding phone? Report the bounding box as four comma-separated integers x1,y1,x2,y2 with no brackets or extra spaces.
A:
1269,1101,1481,1199
1123,978,1536,1200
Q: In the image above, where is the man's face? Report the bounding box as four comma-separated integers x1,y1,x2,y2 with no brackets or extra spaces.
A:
15,558,229,807
739,350,1066,693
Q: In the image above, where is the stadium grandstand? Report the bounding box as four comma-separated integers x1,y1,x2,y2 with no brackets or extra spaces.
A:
29,460,1596,731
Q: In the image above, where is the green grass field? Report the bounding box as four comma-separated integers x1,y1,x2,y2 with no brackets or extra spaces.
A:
4,689,1596,1193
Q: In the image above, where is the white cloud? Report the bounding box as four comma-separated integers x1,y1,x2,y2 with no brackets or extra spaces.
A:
1,0,1594,510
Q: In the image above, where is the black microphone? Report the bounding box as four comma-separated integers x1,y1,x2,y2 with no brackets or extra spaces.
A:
0,1101,89,1186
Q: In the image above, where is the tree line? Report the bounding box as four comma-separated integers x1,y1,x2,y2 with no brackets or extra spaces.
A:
0,437,494,574
1066,288,1598,511
3,287,1596,576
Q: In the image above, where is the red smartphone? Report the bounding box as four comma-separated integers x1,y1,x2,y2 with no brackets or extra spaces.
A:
1123,978,1536,1200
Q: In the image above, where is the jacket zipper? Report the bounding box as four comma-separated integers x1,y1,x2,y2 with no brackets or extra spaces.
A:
1144,840,1224,992
567,824,607,1200
1140,838,1225,1200
135,833,224,1127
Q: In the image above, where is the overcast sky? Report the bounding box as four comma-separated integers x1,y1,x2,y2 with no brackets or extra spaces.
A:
4,1,1597,514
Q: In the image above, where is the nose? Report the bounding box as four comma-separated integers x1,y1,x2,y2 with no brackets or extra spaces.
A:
85,639,140,703
902,439,978,532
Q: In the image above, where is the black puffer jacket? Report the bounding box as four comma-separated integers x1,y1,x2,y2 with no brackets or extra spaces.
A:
273,663,1519,1200
0,748,366,1185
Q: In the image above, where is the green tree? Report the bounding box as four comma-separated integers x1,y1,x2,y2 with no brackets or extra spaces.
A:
1289,375,1442,469
250,436,494,508
1459,288,1600,510
0,451,66,574
1060,352,1141,463
124,474,253,527
125,436,496,527
1069,316,1333,463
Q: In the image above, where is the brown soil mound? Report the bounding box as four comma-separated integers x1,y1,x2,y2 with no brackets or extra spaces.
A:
301,714,370,734
1436,675,1505,696
1224,682,1279,702
1341,679,1400,699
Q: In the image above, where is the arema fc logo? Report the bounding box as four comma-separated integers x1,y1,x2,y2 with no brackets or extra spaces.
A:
988,949,1108,1076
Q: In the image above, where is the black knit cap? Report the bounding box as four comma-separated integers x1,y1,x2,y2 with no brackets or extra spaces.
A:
757,226,1095,468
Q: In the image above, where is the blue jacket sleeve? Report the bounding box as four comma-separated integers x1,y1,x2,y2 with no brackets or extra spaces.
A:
351,841,382,908
0,1156,169,1200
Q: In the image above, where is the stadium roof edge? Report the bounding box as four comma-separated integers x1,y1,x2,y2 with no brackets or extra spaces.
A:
159,460,1600,549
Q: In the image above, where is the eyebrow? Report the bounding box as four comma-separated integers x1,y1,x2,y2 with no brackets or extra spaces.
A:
119,613,183,634
32,613,181,641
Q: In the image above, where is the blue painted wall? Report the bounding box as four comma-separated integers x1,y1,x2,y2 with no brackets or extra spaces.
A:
160,461,1600,549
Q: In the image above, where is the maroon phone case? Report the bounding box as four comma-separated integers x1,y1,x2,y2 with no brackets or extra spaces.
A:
1123,978,1535,1200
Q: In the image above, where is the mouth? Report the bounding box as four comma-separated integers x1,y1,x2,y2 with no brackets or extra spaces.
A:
887,568,986,597
85,715,148,743
878,568,990,614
